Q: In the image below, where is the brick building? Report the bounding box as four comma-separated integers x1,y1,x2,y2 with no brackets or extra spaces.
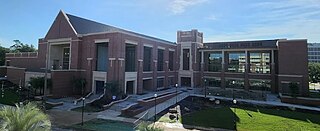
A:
0,11,309,97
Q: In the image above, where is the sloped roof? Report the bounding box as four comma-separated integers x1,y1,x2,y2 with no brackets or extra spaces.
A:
65,13,174,44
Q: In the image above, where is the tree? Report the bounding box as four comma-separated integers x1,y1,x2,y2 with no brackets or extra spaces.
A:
0,45,10,66
0,102,51,131
71,77,86,95
289,82,299,97
308,62,320,83
10,40,36,53
29,77,52,96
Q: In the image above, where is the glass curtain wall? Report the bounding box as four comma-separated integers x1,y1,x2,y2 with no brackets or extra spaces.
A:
250,52,270,73
227,52,245,73
208,52,222,72
226,79,245,89
249,79,271,91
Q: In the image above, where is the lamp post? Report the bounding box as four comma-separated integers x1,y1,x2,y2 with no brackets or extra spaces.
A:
154,93,158,125
1,76,6,98
175,83,178,121
27,83,31,101
232,80,235,100
81,97,85,126
233,99,237,130
204,78,207,98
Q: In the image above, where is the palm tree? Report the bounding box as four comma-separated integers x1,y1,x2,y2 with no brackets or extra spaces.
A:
0,102,51,131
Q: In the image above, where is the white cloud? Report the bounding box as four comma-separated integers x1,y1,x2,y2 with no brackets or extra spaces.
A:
169,0,208,14
206,0,320,43
205,14,218,21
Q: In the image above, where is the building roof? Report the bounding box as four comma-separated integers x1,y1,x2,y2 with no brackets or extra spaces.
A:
202,39,279,50
65,13,175,44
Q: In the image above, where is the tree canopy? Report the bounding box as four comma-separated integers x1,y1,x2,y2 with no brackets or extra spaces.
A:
10,40,37,53
0,45,10,66
308,62,320,83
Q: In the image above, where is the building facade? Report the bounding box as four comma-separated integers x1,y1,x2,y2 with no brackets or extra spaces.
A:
0,11,309,97
308,43,320,62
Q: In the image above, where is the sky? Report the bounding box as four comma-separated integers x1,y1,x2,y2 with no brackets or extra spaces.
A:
0,0,319,48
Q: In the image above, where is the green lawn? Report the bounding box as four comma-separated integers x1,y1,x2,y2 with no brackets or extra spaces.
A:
0,89,19,105
71,119,134,131
181,107,320,131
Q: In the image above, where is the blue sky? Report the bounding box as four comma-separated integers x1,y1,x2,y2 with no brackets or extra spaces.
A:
0,0,319,48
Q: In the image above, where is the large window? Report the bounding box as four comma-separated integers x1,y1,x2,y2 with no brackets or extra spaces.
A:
227,52,245,73
208,52,222,72
205,78,221,87
96,43,108,71
249,79,271,91
169,51,174,71
157,49,164,71
62,47,70,69
250,52,270,73
157,78,164,88
183,49,190,70
125,44,136,72
226,79,244,89
143,47,152,71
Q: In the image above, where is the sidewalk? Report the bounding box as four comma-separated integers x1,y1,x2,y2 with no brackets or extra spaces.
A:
191,94,320,112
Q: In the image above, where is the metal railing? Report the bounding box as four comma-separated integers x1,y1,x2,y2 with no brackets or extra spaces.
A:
6,52,38,58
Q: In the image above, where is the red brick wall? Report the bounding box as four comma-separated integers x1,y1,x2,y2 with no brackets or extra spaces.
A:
51,70,84,97
6,67,26,86
278,40,309,96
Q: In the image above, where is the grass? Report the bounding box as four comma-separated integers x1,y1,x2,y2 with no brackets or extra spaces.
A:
0,89,19,105
71,119,134,131
181,107,320,131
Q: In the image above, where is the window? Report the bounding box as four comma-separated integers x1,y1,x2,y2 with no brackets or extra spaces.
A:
249,80,271,91
96,43,108,71
125,44,136,72
157,78,164,88
250,52,270,73
183,49,190,70
226,79,244,89
62,47,70,69
157,49,164,71
227,52,245,73
205,78,221,87
208,52,222,72
143,47,152,71
169,51,174,71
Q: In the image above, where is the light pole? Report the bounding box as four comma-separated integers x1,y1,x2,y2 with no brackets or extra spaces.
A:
1,76,6,98
233,99,237,130
204,78,207,98
175,83,178,121
154,93,158,125
232,80,235,100
81,97,85,126
28,83,31,101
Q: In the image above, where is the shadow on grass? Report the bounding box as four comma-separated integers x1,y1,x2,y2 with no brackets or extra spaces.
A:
240,106,320,125
181,107,239,130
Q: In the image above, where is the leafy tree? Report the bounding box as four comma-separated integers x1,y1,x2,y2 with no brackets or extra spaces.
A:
71,77,86,95
29,77,52,95
0,102,51,131
0,45,10,66
289,82,299,97
10,40,36,53
308,62,320,83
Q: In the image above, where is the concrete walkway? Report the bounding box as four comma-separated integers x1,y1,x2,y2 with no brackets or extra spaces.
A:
191,94,320,112
49,93,103,111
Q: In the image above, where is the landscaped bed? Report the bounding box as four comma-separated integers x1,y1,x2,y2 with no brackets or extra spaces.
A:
181,107,320,131
0,89,19,105
161,96,320,131
71,119,134,131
